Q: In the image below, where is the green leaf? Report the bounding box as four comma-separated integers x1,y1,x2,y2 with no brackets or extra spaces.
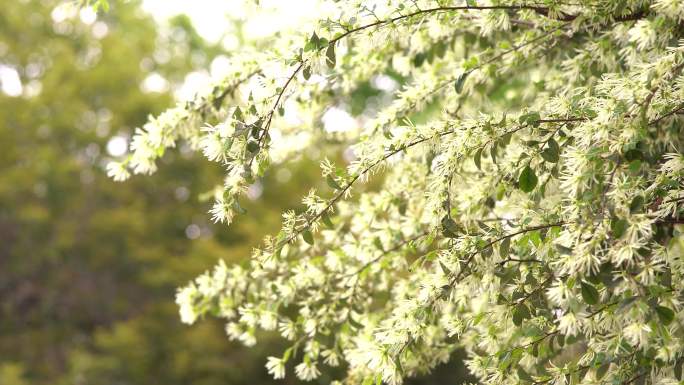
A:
611,218,628,239
541,138,560,163
326,175,342,190
675,357,684,380
596,363,610,380
481,245,493,258
326,43,336,69
512,290,526,302
518,166,538,192
250,124,260,138
463,56,479,70
498,350,512,370
556,334,565,347
490,144,498,164
233,106,243,121
283,347,293,362
321,213,334,228
373,237,384,251
624,148,643,161
629,195,644,213
439,261,452,275
303,65,311,80
246,140,259,153
349,316,364,330
93,0,110,12
455,72,469,94
441,216,461,238
555,244,573,255
398,199,407,215
580,281,599,305
477,221,493,232
309,32,320,49
474,148,482,170
413,53,426,67
302,230,314,245
500,131,513,146
517,367,534,382
512,303,530,326
655,305,675,325
499,237,510,258
618,296,638,312
232,200,247,215
435,41,447,58
518,112,541,127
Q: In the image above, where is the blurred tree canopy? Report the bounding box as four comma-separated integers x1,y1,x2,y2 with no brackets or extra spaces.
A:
0,1,310,384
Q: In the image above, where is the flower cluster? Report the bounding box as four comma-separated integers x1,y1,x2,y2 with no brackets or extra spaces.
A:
109,1,684,384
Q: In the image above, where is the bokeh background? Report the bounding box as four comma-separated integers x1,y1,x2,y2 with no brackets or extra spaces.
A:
0,1,474,384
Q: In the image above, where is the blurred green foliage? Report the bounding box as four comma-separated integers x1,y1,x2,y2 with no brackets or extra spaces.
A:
0,1,311,384
0,1,474,384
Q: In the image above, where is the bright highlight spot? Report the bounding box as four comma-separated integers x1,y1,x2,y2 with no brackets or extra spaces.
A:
106,136,128,157
0,65,23,97
79,7,97,25
142,72,169,93
322,107,357,133
185,224,201,239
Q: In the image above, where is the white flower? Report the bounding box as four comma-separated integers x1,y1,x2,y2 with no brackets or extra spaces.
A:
265,356,286,379
624,322,652,347
109,4,684,384
209,199,234,224
106,161,130,182
557,311,583,337
175,284,198,324
653,0,684,20
628,20,657,51
238,306,258,326
304,318,317,336
295,360,320,381
199,132,226,162
322,349,340,367
278,320,297,341
547,281,572,308
215,121,235,137
259,311,278,331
